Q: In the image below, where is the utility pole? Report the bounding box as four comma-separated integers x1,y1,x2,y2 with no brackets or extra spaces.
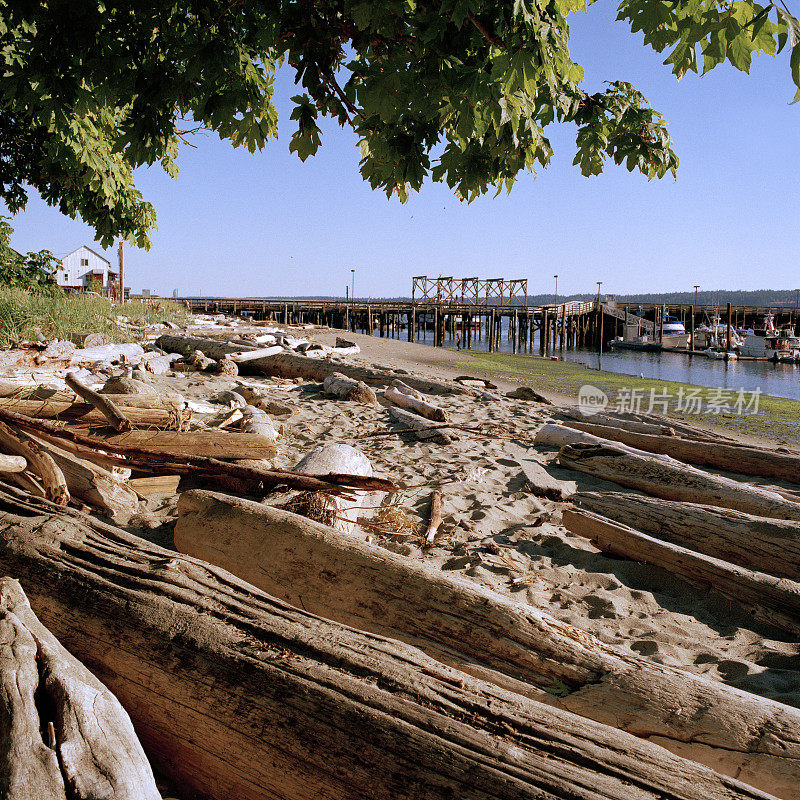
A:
117,241,124,303
553,274,558,307
596,281,603,368
351,269,355,305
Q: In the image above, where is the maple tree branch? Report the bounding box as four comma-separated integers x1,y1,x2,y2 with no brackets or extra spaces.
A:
467,13,505,47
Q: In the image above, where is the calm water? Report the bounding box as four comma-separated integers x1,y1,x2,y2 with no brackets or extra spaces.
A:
407,323,800,402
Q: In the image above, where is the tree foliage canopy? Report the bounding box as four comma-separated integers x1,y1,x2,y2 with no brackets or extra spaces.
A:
1,0,797,248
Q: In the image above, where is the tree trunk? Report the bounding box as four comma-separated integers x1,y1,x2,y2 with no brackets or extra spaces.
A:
563,419,800,484
173,489,800,799
0,487,768,800
562,508,800,637
384,385,447,421
322,373,378,404
94,429,279,460
573,492,800,580
0,578,160,800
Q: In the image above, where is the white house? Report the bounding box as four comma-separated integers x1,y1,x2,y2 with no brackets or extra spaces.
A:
57,246,118,295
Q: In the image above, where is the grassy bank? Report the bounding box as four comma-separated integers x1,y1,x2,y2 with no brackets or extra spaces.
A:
0,288,188,347
455,350,800,445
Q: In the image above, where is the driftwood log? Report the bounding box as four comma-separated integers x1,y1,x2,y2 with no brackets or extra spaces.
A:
0,406,395,497
322,372,377,404
65,371,132,433
247,351,471,395
292,444,373,533
153,334,258,359
240,405,279,442
387,406,453,444
0,486,771,800
0,420,69,504
0,454,26,473
0,578,161,800
536,425,800,520
560,409,677,436
574,492,800,580
94,429,279,460
70,343,144,366
384,384,447,421
563,419,800,484
174,489,800,798
229,345,284,363
562,508,800,637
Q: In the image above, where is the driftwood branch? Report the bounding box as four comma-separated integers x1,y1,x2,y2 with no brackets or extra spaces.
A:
65,372,132,433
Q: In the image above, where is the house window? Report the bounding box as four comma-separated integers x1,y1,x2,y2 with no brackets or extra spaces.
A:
80,258,88,266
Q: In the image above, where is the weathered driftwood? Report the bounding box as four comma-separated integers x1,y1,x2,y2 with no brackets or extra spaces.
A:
172,489,800,798
35,437,139,520
560,409,676,436
293,444,373,533
0,420,69,505
506,386,552,404
0,487,773,800
509,443,577,501
248,351,470,395
70,343,144,366
557,440,800,520
229,345,284,363
0,397,188,430
387,405,453,444
0,578,160,800
384,384,447,421
0,406,396,496
100,374,154,395
562,508,800,637
563,419,800,484
96,429,279,460
127,475,182,497
66,371,132,433
424,490,443,544
574,492,800,580
390,378,425,399
536,425,800,520
0,454,26,473
67,331,111,349
153,334,258,359
322,372,377,404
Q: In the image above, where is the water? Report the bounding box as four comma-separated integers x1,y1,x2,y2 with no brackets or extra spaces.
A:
406,322,800,402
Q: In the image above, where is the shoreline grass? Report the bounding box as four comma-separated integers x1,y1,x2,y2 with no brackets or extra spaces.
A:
0,288,188,347
452,350,800,445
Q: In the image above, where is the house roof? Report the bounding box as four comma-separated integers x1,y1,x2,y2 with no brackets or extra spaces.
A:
65,245,111,265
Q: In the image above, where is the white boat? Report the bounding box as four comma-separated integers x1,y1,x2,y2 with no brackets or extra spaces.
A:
739,314,800,361
660,315,689,348
703,347,738,360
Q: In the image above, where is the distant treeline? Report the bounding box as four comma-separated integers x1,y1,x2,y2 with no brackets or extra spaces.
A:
233,289,800,307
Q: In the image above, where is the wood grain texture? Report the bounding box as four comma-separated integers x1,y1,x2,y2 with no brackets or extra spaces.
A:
0,486,774,800
174,489,800,799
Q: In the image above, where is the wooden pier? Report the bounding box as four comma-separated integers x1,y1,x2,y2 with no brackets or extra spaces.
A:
177,296,800,355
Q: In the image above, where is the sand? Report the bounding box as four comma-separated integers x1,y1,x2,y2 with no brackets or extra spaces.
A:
119,322,800,716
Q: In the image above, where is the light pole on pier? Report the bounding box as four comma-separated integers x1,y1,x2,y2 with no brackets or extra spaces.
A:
554,275,558,307
351,269,355,305
693,285,699,307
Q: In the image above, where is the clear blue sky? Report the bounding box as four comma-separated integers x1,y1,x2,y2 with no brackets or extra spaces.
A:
6,7,799,299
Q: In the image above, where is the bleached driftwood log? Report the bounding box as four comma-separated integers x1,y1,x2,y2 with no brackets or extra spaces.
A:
0,420,69,504
229,345,284,363
173,489,800,798
70,343,144,366
0,578,160,800
562,419,800,484
65,371,132,433
0,488,771,800
560,409,677,436
247,351,471,395
387,406,453,444
574,492,800,580
556,440,800,520
562,507,800,637
292,444,372,533
153,334,258,359
323,372,377,404
384,385,447,422
390,379,425,399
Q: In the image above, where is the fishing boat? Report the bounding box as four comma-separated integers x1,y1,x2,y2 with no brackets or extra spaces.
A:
660,315,689,348
739,314,800,361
